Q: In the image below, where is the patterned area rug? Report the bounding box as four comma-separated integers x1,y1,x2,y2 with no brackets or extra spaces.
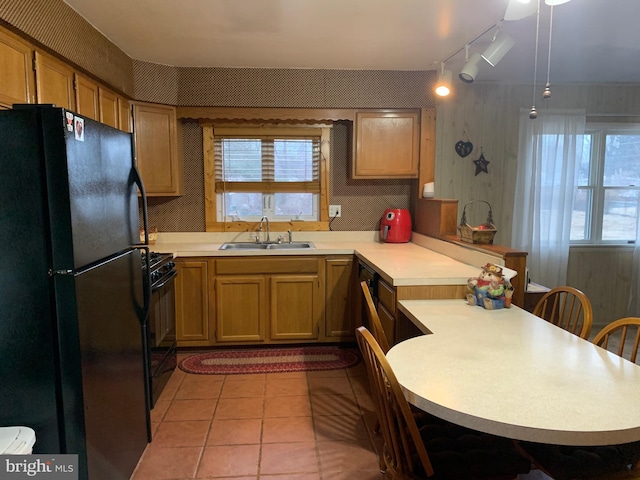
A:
179,346,360,375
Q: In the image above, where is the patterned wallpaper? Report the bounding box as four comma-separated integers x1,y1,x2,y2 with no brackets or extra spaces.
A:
0,0,134,95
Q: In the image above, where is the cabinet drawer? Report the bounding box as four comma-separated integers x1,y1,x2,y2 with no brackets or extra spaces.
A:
216,257,319,275
378,279,396,312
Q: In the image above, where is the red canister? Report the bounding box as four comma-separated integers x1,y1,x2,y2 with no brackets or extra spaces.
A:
379,209,412,243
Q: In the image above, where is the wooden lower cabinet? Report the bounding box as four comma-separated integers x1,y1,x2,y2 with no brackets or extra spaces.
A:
212,256,330,345
323,256,357,340
270,274,322,341
174,258,214,347
215,276,267,343
377,278,397,345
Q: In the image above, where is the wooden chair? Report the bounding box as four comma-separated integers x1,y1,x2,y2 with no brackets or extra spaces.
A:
361,280,390,353
355,326,531,479
592,317,640,364
532,286,593,339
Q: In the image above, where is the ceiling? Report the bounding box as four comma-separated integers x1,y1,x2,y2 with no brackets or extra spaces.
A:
63,0,640,85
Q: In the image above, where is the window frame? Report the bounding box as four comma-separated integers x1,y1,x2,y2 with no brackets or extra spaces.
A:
572,122,640,245
202,123,332,232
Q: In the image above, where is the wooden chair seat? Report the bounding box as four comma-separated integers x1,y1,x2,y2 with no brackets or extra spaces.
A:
532,286,593,339
355,326,531,479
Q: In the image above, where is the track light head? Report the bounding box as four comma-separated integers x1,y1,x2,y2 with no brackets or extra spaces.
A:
481,31,515,67
459,53,483,83
435,68,453,96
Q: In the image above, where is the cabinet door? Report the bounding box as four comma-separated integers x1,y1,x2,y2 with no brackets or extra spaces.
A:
377,302,396,346
132,102,182,196
0,28,35,107
34,51,75,110
270,274,321,341
175,259,212,346
117,96,131,132
74,73,99,120
215,276,267,343
98,87,118,129
353,110,419,179
324,257,356,339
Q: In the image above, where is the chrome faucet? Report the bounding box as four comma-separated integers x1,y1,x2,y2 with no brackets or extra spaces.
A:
258,216,270,243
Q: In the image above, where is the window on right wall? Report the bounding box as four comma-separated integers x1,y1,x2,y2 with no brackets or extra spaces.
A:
571,123,640,245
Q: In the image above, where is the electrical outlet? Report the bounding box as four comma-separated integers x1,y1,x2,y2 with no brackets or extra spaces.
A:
329,204,342,218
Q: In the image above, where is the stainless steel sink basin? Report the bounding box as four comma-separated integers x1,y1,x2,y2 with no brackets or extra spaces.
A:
266,242,315,250
219,241,315,250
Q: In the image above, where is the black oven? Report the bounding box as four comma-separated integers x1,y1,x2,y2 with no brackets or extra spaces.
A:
143,252,177,408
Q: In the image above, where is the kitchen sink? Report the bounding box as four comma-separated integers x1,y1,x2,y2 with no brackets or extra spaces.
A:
219,241,315,250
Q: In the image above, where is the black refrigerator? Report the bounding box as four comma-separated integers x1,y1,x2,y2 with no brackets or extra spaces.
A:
0,105,150,480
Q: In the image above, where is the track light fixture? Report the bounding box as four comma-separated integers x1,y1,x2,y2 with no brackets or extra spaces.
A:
481,31,515,67
459,52,483,83
435,63,453,96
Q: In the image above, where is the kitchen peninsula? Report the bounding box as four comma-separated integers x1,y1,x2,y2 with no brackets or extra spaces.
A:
152,231,519,348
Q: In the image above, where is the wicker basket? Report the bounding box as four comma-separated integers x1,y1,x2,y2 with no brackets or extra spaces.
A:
458,200,497,244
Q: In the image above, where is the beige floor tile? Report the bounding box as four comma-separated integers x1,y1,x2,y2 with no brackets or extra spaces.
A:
265,377,309,397
214,396,264,419
164,399,217,421
262,416,316,443
310,394,360,416
197,444,260,477
207,418,262,445
260,442,319,475
150,397,171,423
264,395,312,418
265,371,307,379
152,420,210,447
348,374,371,396
220,378,267,398
131,445,201,480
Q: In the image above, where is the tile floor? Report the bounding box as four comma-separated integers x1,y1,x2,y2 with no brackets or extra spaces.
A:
130,351,385,480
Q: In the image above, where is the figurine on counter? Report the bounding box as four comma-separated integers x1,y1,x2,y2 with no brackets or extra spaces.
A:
466,263,516,309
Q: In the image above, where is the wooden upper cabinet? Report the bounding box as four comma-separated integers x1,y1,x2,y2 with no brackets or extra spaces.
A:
0,28,35,108
353,110,420,179
117,96,131,132
34,51,75,110
98,86,118,128
132,102,183,196
74,73,99,120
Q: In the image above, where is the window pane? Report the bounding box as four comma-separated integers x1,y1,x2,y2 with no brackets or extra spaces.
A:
571,188,590,241
274,139,314,181
602,189,638,241
222,139,262,181
224,192,262,217
603,135,640,187
578,134,592,186
274,193,313,216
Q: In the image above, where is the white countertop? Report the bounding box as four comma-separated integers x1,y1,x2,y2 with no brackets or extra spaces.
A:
389,299,640,446
150,231,494,287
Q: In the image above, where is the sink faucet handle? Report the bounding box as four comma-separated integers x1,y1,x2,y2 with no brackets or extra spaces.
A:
287,230,292,243
250,233,260,243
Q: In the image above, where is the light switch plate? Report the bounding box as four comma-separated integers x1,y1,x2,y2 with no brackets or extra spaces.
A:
329,205,342,217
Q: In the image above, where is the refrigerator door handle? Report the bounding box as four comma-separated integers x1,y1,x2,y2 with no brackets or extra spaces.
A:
132,163,149,246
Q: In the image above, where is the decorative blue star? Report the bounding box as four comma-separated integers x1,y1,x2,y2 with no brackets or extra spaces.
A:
473,152,489,175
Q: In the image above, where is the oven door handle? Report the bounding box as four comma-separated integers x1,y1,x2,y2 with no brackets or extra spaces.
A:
152,269,178,291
